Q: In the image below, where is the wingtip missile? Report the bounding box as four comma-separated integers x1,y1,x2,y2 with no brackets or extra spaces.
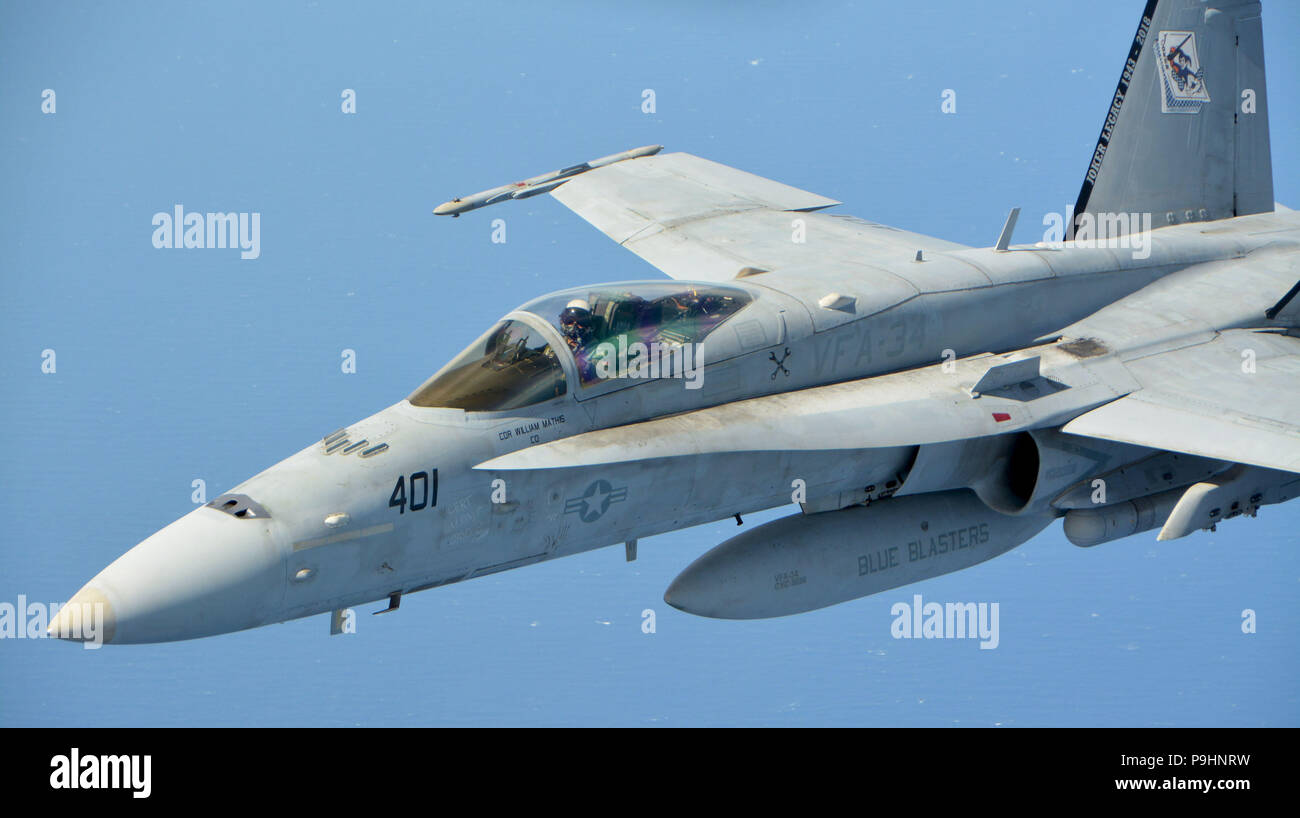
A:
434,144,663,216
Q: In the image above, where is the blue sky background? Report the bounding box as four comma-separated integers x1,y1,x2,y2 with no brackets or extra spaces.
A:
2,0,1297,726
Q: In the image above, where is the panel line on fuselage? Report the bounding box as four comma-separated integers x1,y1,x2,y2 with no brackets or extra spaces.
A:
292,523,395,552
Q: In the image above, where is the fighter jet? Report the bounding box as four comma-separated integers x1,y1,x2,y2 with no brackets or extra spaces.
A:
52,0,1298,643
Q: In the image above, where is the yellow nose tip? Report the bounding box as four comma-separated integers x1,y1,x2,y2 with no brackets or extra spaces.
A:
48,587,117,645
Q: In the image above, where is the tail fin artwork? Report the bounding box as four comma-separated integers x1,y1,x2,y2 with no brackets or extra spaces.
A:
1071,0,1273,237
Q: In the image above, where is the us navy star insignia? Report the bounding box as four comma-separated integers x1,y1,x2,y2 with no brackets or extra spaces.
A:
564,479,629,523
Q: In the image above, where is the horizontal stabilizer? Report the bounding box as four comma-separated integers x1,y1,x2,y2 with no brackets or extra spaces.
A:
1063,330,1300,473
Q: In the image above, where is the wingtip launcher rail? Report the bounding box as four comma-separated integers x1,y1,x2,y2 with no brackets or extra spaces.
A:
434,144,664,217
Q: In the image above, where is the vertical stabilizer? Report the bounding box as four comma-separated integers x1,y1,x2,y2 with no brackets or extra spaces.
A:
1073,0,1273,235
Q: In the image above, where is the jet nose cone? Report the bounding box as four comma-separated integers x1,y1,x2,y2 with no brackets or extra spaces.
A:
48,585,117,645
61,505,286,644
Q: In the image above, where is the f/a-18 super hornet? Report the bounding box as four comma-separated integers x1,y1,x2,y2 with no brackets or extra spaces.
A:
52,0,1298,643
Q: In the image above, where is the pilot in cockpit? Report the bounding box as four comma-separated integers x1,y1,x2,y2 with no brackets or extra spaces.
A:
559,298,596,352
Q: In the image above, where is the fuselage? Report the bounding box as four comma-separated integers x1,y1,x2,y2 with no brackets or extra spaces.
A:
53,208,1300,643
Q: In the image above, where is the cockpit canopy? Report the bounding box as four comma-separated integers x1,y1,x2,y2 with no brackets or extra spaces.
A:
409,282,752,412
408,319,566,411
525,282,751,386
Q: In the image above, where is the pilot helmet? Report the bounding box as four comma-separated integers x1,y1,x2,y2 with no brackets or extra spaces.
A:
560,298,594,346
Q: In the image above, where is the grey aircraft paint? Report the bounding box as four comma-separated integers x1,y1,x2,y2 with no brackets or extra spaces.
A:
51,0,1300,643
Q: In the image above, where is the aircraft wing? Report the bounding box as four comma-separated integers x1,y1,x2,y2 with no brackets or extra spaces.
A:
436,148,968,282
550,152,968,281
1062,330,1300,473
